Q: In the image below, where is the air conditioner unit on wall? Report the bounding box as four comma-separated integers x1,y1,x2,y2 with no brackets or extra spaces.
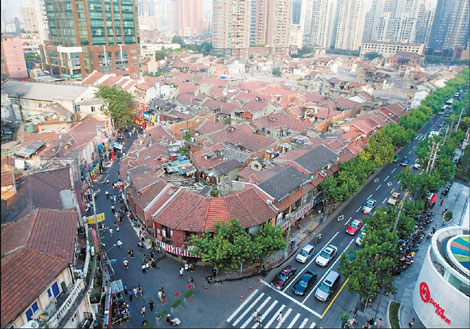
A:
319,170,327,177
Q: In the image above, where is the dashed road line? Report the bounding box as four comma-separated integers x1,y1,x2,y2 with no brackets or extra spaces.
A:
367,194,373,200
376,184,382,191
356,206,361,212
384,175,389,181
392,168,396,173
344,217,351,226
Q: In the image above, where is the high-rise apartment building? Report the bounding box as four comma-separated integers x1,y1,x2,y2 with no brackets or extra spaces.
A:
177,0,203,36
363,0,426,44
304,0,337,48
334,0,365,50
20,3,38,33
34,0,50,43
212,0,251,58
414,2,433,45
427,0,469,51
40,0,140,79
1,36,29,80
290,0,308,49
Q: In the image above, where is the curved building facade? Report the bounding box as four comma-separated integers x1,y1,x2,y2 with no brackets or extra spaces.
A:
413,226,470,328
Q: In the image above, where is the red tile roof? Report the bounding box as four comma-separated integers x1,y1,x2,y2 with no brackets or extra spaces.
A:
1,172,15,187
253,112,313,132
305,92,326,103
191,143,225,171
240,100,268,114
81,71,105,85
334,97,361,110
1,208,78,327
196,119,225,135
100,75,122,87
208,124,276,152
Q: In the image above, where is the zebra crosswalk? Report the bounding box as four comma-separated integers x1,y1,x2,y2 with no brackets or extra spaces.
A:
226,289,316,328
415,134,426,141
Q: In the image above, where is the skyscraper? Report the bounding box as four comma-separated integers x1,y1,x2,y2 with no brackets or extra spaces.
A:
40,0,140,79
334,0,365,50
304,0,337,48
363,0,425,44
427,0,469,50
290,0,308,49
20,3,39,33
177,0,203,36
414,1,434,44
212,0,251,58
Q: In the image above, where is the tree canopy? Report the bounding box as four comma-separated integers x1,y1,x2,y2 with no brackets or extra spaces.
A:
95,85,135,129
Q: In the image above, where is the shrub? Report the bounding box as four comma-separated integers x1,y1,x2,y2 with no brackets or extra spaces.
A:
389,302,400,329
444,211,453,222
184,289,194,299
171,299,182,309
156,309,168,319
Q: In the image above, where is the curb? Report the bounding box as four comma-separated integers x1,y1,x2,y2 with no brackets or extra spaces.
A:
397,303,403,329
385,300,393,329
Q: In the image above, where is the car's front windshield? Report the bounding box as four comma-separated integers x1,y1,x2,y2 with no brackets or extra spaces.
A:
277,274,288,281
300,250,309,257
319,282,330,293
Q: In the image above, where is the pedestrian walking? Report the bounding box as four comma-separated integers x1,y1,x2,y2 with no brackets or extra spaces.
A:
142,263,147,274
408,318,414,328
179,266,185,277
133,287,138,298
364,322,369,329
111,205,115,214
141,306,146,317
106,179,110,185
189,263,194,272
143,255,147,264
253,310,261,324
189,276,195,288
149,300,154,312
117,239,123,250
130,249,135,258
432,225,436,234
277,311,283,323
138,285,143,296
123,259,128,269
368,318,374,326
123,283,128,296
376,318,382,328
109,228,113,237
105,191,109,198
128,289,133,301
440,199,444,206
150,251,155,259
426,232,432,240
158,290,164,302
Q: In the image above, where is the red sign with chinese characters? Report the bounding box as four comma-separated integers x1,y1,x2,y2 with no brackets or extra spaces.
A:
419,282,451,324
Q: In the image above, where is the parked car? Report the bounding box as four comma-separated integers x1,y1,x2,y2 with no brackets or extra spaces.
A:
271,265,297,290
315,271,341,302
315,244,338,267
400,156,409,167
346,219,363,235
293,270,317,296
387,192,401,205
393,154,400,163
355,231,366,247
362,199,376,214
412,163,421,170
296,244,315,263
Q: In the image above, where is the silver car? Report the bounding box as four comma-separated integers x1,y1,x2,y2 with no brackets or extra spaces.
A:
315,271,341,302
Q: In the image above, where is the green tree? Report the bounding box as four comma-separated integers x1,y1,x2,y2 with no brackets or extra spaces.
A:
191,219,254,270
456,146,470,182
95,85,135,129
272,67,282,77
172,36,185,47
155,50,168,61
339,209,398,301
253,223,287,263
364,52,383,61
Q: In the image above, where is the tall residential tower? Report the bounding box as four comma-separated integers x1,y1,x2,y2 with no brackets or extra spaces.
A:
40,0,141,79
334,0,365,50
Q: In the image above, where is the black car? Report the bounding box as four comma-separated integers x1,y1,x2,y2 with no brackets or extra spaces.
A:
293,270,317,296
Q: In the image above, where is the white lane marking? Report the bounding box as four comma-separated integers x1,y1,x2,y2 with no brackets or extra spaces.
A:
309,320,317,328
227,289,259,322
283,232,339,292
382,197,387,204
259,280,321,318
287,313,301,329
252,300,278,328
344,217,352,226
367,194,373,200
390,188,395,193
408,150,412,154
275,308,292,328
265,305,286,329
232,292,265,326
303,238,355,304
299,318,309,328
384,175,389,181
376,184,382,191
240,295,271,328
413,145,416,150
392,168,396,173
356,206,361,212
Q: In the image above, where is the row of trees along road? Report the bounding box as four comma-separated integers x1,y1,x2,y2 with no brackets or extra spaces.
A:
336,67,469,303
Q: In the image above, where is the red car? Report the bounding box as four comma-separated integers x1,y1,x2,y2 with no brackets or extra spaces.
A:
346,219,363,236
271,265,297,290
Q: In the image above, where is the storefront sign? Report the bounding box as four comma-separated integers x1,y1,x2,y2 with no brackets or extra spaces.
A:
280,201,314,230
156,240,201,258
85,213,105,224
89,162,100,178
419,282,451,324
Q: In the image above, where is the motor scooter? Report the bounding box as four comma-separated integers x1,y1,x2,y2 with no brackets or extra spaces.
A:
166,314,181,326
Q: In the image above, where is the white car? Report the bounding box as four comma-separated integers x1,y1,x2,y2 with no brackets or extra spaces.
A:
296,244,315,263
315,244,338,267
355,231,366,247
362,199,376,214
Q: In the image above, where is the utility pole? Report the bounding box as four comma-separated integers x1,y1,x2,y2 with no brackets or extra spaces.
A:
455,105,465,132
430,143,440,171
426,141,435,173
393,191,409,232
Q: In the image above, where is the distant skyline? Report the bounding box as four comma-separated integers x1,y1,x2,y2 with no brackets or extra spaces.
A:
1,0,438,29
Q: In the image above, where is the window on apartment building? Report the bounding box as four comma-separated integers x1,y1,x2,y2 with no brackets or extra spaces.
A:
291,198,302,212
46,282,60,299
25,301,39,321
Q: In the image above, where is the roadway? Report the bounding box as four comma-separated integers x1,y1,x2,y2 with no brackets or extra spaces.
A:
223,114,445,329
